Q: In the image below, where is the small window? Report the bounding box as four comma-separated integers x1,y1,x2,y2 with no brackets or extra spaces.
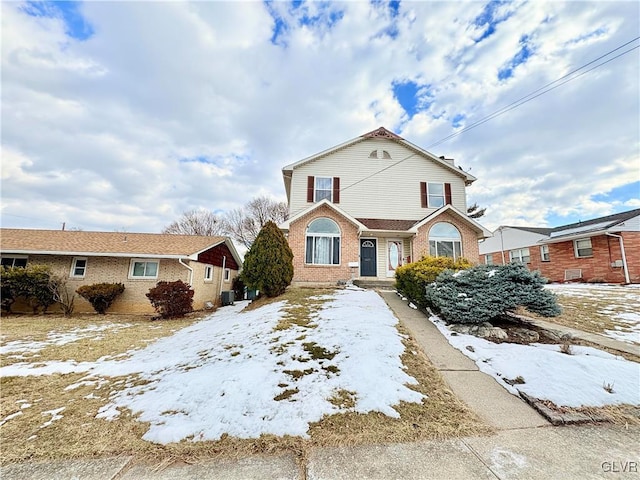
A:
369,150,378,159
1,256,28,268
427,183,445,208
509,248,531,264
574,238,593,258
314,177,333,202
70,257,87,278
540,245,550,262
485,254,493,265
204,265,213,281
224,268,231,282
129,259,159,279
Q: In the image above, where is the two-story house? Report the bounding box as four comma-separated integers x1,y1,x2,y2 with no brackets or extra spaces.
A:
278,127,491,284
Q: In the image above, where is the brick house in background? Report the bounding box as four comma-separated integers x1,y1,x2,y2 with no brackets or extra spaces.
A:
0,229,242,313
479,209,640,284
279,127,491,284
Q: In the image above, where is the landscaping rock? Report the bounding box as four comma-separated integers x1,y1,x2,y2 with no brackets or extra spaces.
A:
448,323,508,340
510,328,540,344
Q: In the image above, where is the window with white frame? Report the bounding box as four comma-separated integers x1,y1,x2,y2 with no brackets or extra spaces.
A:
1,256,28,268
429,222,462,259
305,218,340,265
70,257,87,278
314,177,333,202
204,265,213,281
224,268,231,282
574,238,593,258
129,259,159,279
485,254,494,265
509,248,531,264
427,183,445,208
540,245,550,262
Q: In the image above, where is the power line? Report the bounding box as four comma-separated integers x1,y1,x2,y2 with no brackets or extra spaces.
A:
340,37,639,193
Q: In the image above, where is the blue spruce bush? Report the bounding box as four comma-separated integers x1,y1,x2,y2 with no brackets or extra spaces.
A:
425,263,561,324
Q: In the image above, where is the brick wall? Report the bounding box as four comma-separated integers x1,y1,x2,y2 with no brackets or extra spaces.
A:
287,204,360,284
478,232,640,284
412,211,481,264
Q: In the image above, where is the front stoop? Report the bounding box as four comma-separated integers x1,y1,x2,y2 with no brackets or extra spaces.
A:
352,279,396,289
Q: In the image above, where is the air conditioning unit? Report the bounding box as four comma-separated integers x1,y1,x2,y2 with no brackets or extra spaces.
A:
611,260,623,268
564,269,582,281
220,290,235,306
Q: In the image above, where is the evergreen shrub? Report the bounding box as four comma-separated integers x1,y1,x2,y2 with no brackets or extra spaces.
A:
76,282,125,314
1,265,57,314
241,221,293,298
146,280,194,319
426,263,561,324
395,256,472,308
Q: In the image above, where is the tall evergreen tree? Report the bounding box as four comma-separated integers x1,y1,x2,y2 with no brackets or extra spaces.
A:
241,221,293,297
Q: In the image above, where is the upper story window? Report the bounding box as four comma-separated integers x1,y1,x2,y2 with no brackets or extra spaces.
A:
420,182,452,208
509,248,530,264
1,256,28,268
70,257,87,278
540,245,550,262
429,222,462,260
129,259,159,279
574,238,593,258
307,176,340,204
369,150,391,159
305,218,340,265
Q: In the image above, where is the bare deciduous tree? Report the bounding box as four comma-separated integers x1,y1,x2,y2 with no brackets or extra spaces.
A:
224,196,288,248
162,209,226,236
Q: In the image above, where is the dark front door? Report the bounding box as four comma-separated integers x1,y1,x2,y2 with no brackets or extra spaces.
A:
360,239,377,277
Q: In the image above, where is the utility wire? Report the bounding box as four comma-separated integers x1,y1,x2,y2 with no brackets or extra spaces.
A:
339,37,639,193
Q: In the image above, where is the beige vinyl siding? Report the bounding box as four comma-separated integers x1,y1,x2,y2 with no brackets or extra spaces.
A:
289,138,467,219
372,237,412,279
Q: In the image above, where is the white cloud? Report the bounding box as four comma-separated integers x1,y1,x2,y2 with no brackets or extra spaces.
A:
1,1,638,233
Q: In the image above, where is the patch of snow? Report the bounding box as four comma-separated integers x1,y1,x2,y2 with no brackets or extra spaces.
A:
2,291,423,444
429,316,640,408
40,407,65,428
409,303,418,309
0,411,23,426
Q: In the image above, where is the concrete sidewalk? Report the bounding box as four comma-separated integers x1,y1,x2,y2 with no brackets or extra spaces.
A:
2,289,638,480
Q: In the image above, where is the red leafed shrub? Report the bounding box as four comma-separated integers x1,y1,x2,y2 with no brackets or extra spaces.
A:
146,280,194,319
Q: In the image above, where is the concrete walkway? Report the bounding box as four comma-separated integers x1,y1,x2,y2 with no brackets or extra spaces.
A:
2,290,638,480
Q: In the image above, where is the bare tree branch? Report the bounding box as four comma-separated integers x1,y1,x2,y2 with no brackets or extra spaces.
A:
223,196,288,248
162,209,226,236
467,203,486,219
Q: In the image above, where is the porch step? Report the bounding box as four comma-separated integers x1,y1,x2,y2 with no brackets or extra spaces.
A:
352,279,396,290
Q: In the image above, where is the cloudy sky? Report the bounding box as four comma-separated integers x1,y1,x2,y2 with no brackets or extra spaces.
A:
2,0,639,234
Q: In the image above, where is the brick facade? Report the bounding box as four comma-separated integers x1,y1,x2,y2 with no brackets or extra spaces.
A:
413,211,481,264
10,254,238,314
288,204,360,284
480,232,640,284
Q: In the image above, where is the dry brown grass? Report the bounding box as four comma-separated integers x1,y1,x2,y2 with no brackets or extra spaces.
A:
0,289,491,467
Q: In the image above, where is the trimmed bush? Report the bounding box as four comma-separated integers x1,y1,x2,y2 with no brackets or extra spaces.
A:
232,275,246,301
146,280,194,319
242,221,293,298
76,283,125,314
1,265,57,314
425,263,561,324
395,256,472,309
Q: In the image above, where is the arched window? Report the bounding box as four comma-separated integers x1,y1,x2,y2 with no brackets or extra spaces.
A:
305,218,340,265
429,222,462,259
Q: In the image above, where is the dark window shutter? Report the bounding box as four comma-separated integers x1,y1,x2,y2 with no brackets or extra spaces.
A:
420,182,427,208
445,183,452,205
307,176,315,203
333,177,340,204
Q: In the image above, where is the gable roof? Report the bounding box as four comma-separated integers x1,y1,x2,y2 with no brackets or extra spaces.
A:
279,199,367,231
281,127,477,199
0,228,243,265
411,205,493,239
497,226,555,235
542,208,640,243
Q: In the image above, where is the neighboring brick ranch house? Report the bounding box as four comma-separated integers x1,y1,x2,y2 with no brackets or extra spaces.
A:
0,229,242,313
278,126,491,284
478,208,640,284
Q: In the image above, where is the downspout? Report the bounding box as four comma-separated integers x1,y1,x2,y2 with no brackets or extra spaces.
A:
179,258,193,285
219,256,227,294
606,233,630,284
499,227,506,264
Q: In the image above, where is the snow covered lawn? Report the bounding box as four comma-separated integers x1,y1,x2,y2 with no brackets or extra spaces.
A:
542,283,640,345
1,288,425,445
429,314,640,408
